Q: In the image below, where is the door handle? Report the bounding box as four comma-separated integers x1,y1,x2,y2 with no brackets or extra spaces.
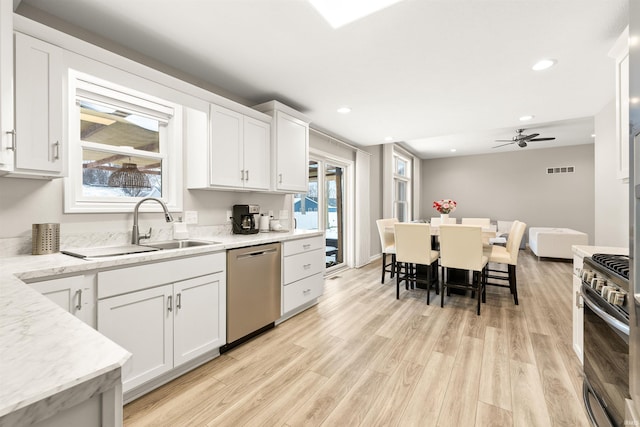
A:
167,295,173,312
176,293,182,310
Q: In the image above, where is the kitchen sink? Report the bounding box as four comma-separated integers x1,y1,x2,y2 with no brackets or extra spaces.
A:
141,239,221,250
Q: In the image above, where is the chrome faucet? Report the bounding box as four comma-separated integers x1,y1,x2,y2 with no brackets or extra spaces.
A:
132,197,173,244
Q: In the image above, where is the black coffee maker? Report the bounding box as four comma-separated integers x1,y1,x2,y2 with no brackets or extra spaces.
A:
232,204,260,234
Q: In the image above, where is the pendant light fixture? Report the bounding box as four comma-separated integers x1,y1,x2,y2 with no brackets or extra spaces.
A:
108,161,151,189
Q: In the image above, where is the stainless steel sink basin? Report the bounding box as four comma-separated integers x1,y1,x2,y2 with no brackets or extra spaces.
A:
141,239,221,250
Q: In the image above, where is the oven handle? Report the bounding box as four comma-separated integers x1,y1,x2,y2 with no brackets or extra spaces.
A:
581,289,629,336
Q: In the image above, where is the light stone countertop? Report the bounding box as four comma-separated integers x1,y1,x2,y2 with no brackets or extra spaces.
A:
0,229,323,424
572,245,629,259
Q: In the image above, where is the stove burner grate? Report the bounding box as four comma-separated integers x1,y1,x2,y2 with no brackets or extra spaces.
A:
591,253,629,281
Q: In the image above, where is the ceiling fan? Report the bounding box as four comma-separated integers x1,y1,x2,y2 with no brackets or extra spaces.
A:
493,129,556,148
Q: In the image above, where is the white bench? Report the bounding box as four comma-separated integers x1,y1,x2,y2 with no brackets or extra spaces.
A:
528,227,588,260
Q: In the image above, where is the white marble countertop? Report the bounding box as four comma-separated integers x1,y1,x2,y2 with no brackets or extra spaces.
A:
572,244,629,259
0,229,323,424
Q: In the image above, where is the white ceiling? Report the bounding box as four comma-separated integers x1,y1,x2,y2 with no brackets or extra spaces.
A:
16,0,629,159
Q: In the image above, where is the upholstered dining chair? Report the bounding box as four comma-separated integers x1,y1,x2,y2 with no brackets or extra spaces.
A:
376,218,398,284
430,216,457,226
461,218,491,227
393,223,439,303
483,220,527,305
438,224,489,315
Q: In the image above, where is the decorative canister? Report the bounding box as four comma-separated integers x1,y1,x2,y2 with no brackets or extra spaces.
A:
32,223,60,255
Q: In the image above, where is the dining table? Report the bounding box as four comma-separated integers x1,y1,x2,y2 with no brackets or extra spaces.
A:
386,223,497,290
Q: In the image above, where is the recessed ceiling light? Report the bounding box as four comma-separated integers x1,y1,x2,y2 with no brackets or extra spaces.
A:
384,136,393,142
450,148,457,152
591,134,596,138
631,97,640,104
337,106,351,114
309,0,404,29
519,115,534,121
532,59,557,71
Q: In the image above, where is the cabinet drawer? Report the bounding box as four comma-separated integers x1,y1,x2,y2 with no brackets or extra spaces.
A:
283,273,323,314
283,249,323,284
283,236,324,256
98,252,225,299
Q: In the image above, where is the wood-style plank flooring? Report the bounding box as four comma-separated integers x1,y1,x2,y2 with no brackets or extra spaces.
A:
124,250,587,426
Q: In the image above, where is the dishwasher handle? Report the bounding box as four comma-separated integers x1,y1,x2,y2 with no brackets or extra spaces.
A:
236,248,278,260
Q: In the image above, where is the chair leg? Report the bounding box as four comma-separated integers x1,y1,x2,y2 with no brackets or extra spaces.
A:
396,261,400,300
381,253,387,284
426,262,431,305
509,264,519,305
440,266,445,308
390,254,396,278
475,271,481,315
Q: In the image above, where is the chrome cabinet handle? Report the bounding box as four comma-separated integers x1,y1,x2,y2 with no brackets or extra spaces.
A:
167,295,173,312
303,288,311,294
241,169,245,181
53,141,60,160
5,130,15,151
575,291,582,309
75,289,82,311
303,244,311,250
279,173,283,184
303,263,311,269
176,293,182,310
245,170,249,181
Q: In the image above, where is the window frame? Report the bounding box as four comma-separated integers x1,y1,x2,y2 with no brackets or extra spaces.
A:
392,149,412,222
64,70,183,213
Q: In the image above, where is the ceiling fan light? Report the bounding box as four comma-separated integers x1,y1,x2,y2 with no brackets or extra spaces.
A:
532,59,556,71
337,106,351,114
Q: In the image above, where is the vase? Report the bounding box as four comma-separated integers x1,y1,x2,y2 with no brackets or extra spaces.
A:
440,213,449,223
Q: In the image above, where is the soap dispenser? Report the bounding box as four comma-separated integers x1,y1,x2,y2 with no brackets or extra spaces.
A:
173,217,189,240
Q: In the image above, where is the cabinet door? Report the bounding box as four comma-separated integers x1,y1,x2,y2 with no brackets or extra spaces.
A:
30,275,95,327
242,116,270,190
572,274,583,364
275,111,308,192
173,273,226,367
210,104,243,188
14,32,64,175
0,0,13,171
98,284,173,392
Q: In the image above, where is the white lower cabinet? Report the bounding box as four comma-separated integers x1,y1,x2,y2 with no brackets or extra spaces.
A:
29,274,96,327
97,253,226,394
282,236,325,317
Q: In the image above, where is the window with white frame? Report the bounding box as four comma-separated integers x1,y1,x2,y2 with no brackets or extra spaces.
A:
393,150,412,222
65,71,182,212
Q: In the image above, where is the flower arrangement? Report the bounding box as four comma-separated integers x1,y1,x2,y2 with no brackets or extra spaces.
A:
433,199,457,214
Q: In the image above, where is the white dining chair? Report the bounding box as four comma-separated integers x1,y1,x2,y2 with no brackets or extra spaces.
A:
438,224,488,315
376,218,398,284
430,216,456,226
483,220,527,305
461,218,491,227
393,223,440,303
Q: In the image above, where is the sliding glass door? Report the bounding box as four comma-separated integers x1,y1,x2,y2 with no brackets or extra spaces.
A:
294,156,349,270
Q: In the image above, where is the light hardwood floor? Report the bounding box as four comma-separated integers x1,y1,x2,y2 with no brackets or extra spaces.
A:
124,250,588,426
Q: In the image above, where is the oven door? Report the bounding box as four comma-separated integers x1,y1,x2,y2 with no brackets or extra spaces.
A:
582,284,630,427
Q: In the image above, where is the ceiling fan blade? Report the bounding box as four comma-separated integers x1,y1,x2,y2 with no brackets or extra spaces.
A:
494,139,514,142
529,137,556,141
492,142,514,148
522,133,540,141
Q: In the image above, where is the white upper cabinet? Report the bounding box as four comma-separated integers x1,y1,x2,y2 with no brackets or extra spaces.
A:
0,0,13,171
253,101,310,193
7,32,65,178
609,26,629,183
187,103,270,191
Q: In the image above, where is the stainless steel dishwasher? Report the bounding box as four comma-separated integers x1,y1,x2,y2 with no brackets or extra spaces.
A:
224,242,281,351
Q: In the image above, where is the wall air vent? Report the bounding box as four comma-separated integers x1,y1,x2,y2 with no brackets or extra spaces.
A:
546,166,575,174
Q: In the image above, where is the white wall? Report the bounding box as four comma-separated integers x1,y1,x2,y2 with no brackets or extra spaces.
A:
421,144,596,244
594,98,629,247
365,145,383,257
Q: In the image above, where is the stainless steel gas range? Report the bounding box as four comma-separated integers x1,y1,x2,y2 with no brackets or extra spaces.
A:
581,253,630,427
